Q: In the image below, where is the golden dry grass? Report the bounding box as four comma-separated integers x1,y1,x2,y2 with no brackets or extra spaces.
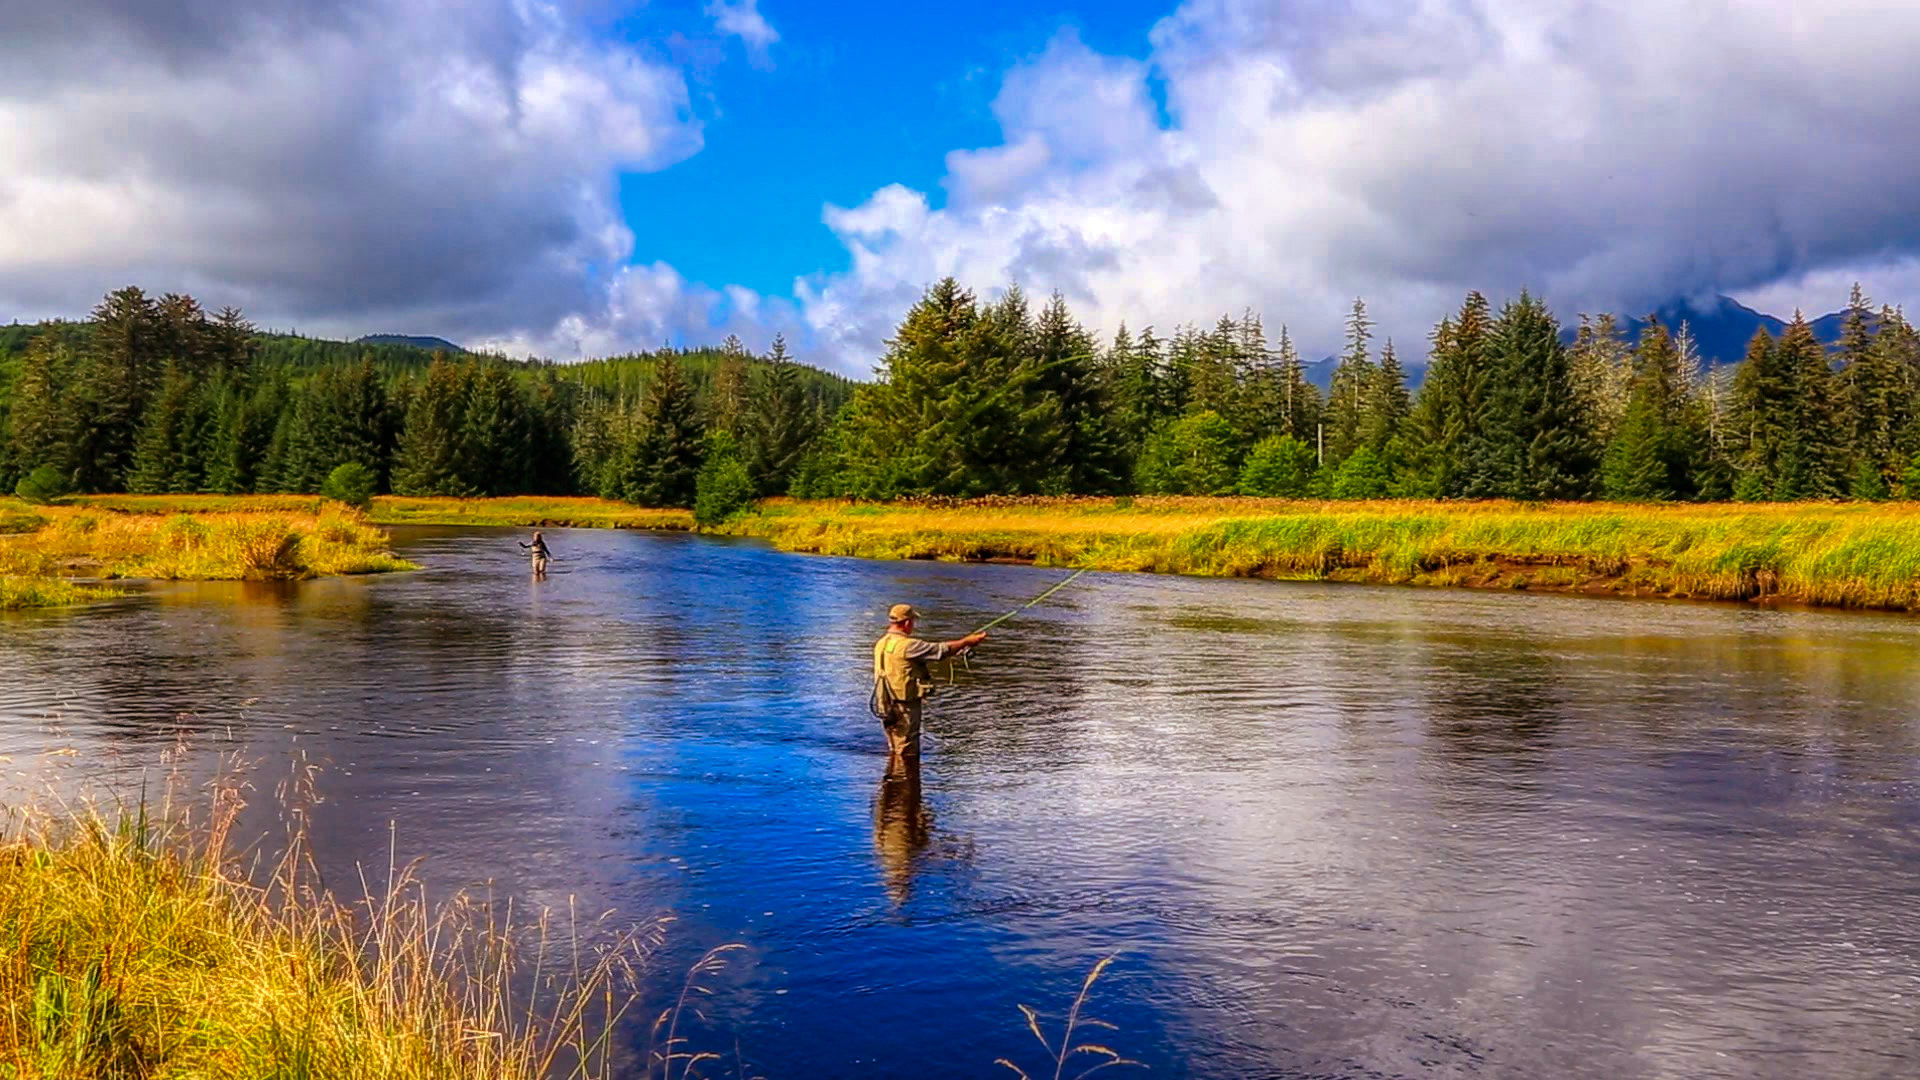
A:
722,496,1920,612
0,776,664,1080
369,496,693,531
0,500,414,599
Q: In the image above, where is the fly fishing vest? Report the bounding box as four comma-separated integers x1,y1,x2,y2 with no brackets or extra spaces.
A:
873,633,933,704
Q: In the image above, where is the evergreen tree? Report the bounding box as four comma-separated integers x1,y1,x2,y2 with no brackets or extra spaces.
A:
7,335,71,483
1105,323,1174,465
1841,290,1914,489
708,352,749,438
1273,324,1321,441
1133,411,1238,495
129,364,208,493
393,360,474,496
72,285,163,491
1032,291,1120,493
1324,298,1377,465
462,364,531,496
1776,314,1847,499
1479,292,1593,500
742,333,819,496
1403,292,1495,497
1601,320,1696,500
1568,313,1634,444
627,356,703,507
1361,339,1411,453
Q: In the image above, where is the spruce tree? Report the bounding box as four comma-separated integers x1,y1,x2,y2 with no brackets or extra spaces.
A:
1403,293,1494,497
1032,291,1120,493
743,333,819,496
393,360,474,496
1776,314,1847,499
129,364,207,494
1568,313,1634,445
1479,292,1593,499
628,356,703,507
1601,320,1694,500
1324,298,1377,465
7,335,71,483
1273,324,1321,441
461,364,531,496
1361,339,1411,454
1840,290,1914,490
74,285,162,491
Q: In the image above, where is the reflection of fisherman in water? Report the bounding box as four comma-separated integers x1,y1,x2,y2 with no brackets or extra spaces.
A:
874,754,932,907
518,531,551,577
870,603,986,758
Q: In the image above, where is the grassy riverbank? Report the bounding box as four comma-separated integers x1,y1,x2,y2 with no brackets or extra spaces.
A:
370,495,693,530
0,786,650,1079
720,497,1920,612
0,498,413,609
68,494,694,530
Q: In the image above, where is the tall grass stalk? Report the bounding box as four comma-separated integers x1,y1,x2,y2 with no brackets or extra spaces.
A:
0,773,664,1079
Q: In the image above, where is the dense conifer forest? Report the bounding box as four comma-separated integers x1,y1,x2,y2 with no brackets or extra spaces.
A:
5,280,1919,509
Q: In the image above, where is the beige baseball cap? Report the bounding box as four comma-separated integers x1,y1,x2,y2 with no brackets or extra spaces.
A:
887,603,919,623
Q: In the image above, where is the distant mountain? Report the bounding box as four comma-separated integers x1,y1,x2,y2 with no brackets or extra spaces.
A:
1565,295,1848,368
355,333,464,352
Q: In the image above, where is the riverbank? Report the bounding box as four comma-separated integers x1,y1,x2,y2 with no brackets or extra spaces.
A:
0,498,413,609
0,782,647,1079
719,497,1920,612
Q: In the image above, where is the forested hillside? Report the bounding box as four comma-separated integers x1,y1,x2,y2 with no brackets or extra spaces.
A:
5,280,1918,509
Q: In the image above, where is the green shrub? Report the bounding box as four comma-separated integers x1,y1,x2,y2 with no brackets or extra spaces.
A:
320,462,378,509
1133,411,1239,495
694,454,756,527
1238,435,1317,497
1330,446,1392,500
14,465,69,506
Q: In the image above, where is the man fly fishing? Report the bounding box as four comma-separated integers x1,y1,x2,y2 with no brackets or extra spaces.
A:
871,605,986,759
519,531,551,577
868,569,1088,758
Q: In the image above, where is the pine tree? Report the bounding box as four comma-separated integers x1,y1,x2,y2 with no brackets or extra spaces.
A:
129,364,207,493
1776,313,1847,499
1032,291,1120,493
7,335,71,483
462,364,531,496
1403,293,1494,497
743,333,819,496
393,360,474,496
1601,319,1695,500
1273,324,1321,441
73,285,163,491
627,356,703,507
708,352,749,438
1324,298,1377,465
1840,289,1914,490
1568,313,1634,444
1361,339,1411,454
1105,323,1174,464
1479,292,1593,499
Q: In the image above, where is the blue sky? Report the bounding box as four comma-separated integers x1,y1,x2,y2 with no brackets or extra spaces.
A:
617,0,1171,297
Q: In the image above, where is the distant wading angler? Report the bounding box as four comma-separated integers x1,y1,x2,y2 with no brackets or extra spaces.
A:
519,531,551,577
871,604,986,758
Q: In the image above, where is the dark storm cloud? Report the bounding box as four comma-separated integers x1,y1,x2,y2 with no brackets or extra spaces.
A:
0,0,699,341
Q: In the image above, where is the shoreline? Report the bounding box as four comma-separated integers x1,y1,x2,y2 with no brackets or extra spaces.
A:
717,496,1920,615
16,493,1920,616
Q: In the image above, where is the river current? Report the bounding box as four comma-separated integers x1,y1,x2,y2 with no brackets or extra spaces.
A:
3,525,1918,1078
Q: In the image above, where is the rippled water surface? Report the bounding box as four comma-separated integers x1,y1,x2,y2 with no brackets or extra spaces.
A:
4,526,1919,1078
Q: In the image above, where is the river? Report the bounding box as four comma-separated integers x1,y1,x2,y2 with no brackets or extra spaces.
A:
3,525,1918,1078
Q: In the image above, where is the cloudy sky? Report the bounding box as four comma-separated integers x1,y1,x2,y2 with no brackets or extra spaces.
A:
5,0,1920,375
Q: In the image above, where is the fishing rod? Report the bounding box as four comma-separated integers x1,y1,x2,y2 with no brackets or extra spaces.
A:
969,566,1090,636
868,566,1093,721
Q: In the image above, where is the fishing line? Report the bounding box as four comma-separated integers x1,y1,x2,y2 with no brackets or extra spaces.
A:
969,566,1090,636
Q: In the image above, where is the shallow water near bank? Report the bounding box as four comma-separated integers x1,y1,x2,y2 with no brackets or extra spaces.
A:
3,525,1918,1078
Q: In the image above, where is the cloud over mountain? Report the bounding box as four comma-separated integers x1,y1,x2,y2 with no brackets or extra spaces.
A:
786,0,1920,370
